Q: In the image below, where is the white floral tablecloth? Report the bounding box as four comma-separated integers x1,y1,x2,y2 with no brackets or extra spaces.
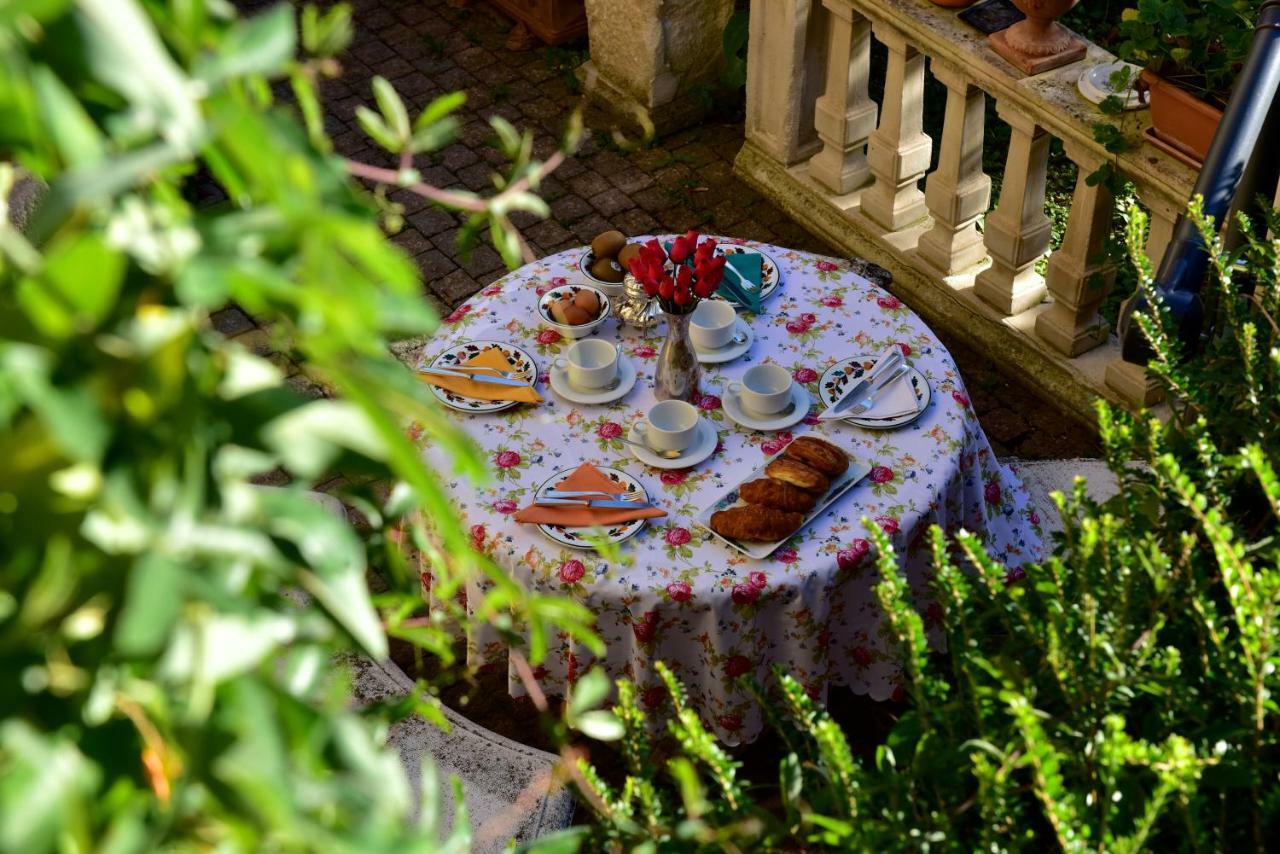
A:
413,239,1044,744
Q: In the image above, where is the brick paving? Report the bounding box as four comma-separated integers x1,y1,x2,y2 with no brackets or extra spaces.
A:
219,0,1098,462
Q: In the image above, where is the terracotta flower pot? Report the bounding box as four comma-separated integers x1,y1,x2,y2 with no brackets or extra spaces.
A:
1140,69,1224,167
990,0,1086,75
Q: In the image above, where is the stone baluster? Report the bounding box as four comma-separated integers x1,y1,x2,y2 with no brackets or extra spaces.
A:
1034,142,1115,356
1103,181,1180,407
744,0,828,166
860,23,931,231
916,60,990,276
809,2,877,194
974,103,1051,315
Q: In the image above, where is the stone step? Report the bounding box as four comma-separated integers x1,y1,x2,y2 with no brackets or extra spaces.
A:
1006,457,1120,537
349,656,575,852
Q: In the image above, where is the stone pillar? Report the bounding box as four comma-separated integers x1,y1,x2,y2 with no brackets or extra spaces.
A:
974,103,1051,315
744,0,829,165
808,2,876,194
1136,183,1182,270
916,60,990,276
1103,181,1178,408
860,23,932,231
1035,143,1115,356
582,0,736,137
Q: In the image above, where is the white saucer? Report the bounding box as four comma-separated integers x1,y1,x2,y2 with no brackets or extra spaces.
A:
549,355,637,405
723,383,810,432
626,418,718,470
1078,62,1145,111
694,318,753,365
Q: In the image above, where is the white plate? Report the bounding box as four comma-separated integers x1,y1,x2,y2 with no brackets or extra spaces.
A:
817,355,932,430
423,340,538,414
549,355,637,405
694,318,754,364
723,382,810,432
716,244,782,308
533,466,650,550
1078,62,1145,111
694,431,872,559
626,417,717,470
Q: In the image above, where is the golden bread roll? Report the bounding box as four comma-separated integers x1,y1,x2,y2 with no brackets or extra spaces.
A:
710,505,805,542
764,458,830,495
739,478,817,513
782,436,848,478
590,230,626,259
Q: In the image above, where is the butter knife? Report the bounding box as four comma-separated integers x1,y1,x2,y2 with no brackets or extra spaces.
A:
418,367,532,388
533,497,653,509
841,362,911,417
818,348,905,420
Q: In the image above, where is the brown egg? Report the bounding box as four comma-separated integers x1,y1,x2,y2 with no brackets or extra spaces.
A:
548,296,576,325
561,304,591,326
590,230,626,259
573,288,601,317
589,255,624,283
617,242,641,271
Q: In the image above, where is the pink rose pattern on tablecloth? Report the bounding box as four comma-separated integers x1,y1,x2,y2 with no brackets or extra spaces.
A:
413,239,1043,745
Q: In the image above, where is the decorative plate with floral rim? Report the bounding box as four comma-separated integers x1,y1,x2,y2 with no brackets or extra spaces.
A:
818,354,933,430
424,340,538,414
534,466,650,550
716,244,782,306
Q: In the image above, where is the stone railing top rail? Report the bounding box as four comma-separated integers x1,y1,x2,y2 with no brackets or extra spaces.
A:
840,0,1197,204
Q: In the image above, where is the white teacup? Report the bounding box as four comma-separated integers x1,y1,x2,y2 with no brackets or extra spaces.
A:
728,364,793,416
553,339,618,390
689,299,737,350
635,399,699,453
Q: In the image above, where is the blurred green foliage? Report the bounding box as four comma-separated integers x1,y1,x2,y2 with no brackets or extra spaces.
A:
0,1,600,849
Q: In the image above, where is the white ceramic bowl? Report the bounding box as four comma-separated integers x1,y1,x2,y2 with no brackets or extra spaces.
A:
538,284,612,339
577,249,627,299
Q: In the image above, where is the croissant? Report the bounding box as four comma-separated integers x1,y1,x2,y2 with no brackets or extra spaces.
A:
710,505,805,542
739,478,817,513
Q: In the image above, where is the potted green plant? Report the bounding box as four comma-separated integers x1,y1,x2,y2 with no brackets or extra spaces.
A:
1119,0,1262,164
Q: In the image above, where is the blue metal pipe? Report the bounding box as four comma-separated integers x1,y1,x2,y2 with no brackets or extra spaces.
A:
1119,0,1280,362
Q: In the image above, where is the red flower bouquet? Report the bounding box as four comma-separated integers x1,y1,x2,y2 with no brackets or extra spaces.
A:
626,230,726,315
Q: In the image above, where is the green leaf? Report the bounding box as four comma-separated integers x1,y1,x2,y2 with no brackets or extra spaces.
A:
30,66,104,167
115,553,182,655
372,75,410,141
0,722,99,853
568,667,611,718
574,710,624,741
356,105,399,152
415,91,466,130
194,3,296,85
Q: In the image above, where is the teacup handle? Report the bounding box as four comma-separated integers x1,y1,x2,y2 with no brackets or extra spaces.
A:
633,421,648,440
553,356,570,372
726,381,743,397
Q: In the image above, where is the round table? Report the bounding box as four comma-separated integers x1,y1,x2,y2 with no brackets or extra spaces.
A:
414,238,1044,744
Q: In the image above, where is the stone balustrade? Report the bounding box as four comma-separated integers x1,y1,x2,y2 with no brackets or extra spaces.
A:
734,0,1197,419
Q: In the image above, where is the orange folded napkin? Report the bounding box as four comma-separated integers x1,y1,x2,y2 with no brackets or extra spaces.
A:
513,463,667,527
419,346,543,404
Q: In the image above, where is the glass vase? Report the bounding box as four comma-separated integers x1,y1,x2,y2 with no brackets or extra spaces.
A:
654,310,701,402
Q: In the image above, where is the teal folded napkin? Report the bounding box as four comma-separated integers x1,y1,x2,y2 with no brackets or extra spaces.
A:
720,252,763,312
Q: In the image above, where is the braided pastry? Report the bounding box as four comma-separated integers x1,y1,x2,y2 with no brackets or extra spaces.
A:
764,458,830,495
782,436,849,478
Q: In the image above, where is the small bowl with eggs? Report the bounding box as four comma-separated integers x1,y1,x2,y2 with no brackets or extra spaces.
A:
538,283,611,339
